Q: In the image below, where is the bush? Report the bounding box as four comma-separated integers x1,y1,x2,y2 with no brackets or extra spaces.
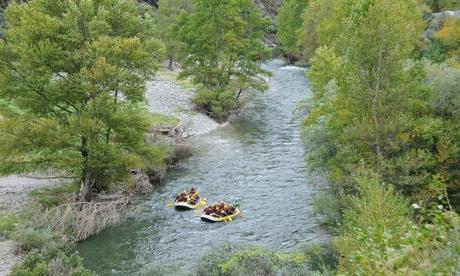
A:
193,88,240,122
195,243,334,276
12,249,93,276
13,228,54,252
8,204,95,275
313,194,341,230
335,175,460,275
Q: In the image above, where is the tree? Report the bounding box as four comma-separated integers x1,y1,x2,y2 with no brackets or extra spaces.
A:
0,0,166,202
174,0,270,92
173,0,271,120
153,0,192,70
275,0,308,63
335,173,459,275
298,0,336,61
434,17,460,63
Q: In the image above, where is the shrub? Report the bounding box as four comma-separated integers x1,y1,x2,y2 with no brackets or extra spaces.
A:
335,175,460,275
313,194,341,230
193,89,240,122
195,243,333,276
12,249,93,276
8,204,95,275
13,228,54,252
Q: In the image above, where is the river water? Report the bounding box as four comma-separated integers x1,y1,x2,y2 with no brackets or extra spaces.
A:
77,60,327,275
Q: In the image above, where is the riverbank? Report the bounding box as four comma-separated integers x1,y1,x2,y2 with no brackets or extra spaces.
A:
0,71,221,275
0,176,73,275
146,70,221,137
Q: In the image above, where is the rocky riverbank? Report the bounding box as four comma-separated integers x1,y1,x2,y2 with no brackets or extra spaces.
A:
0,72,220,275
146,73,220,137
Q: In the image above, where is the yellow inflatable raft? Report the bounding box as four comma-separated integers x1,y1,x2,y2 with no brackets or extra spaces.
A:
173,188,206,210
174,199,206,210
200,208,240,222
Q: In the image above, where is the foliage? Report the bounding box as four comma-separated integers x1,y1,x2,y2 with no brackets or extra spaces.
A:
173,0,271,119
313,194,341,230
275,0,308,63
425,62,460,120
12,247,94,276
418,38,447,63
0,0,167,201
195,243,333,276
434,17,460,61
9,204,94,275
152,0,192,70
301,0,460,204
300,1,460,273
335,175,460,275
424,0,460,12
193,88,240,122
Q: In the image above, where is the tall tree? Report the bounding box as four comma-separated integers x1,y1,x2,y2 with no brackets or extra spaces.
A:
302,0,458,200
0,0,166,201
275,0,308,63
153,0,191,70
298,0,336,61
174,0,271,92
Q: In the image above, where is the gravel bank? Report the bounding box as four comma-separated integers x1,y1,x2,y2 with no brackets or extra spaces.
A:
145,75,220,137
0,240,19,276
0,175,69,275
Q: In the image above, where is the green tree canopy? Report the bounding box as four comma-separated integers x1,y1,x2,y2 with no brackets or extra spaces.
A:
0,0,166,201
174,0,271,92
303,0,459,202
275,0,308,63
172,0,271,121
152,0,192,70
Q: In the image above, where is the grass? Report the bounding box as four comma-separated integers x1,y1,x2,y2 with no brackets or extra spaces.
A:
157,69,197,91
174,106,198,115
149,113,180,128
30,182,80,208
0,98,25,115
0,213,19,237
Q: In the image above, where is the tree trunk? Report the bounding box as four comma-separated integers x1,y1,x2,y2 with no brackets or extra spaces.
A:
168,57,173,71
106,89,118,144
236,88,243,99
372,48,384,163
79,136,92,202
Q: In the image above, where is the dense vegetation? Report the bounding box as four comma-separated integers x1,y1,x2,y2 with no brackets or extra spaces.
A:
0,0,169,202
275,0,308,63
173,0,271,121
0,0,459,274
297,0,460,273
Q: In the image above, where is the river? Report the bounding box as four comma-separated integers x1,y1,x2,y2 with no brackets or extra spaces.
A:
77,60,327,275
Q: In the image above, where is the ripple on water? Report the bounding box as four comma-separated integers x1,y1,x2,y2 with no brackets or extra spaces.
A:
77,60,329,275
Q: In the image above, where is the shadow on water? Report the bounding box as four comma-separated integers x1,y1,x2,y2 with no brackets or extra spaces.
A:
77,60,328,275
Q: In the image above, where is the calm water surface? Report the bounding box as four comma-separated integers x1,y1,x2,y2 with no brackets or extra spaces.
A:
77,60,327,275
